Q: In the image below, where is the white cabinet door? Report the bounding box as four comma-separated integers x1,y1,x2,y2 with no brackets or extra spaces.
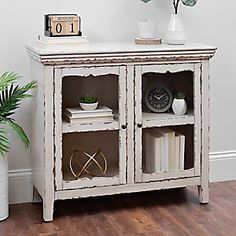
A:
134,63,202,183
54,66,127,190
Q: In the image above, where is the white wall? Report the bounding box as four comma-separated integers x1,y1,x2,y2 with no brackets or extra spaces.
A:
0,0,235,203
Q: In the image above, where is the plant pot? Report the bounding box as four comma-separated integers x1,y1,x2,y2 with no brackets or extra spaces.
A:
165,14,187,45
0,155,8,221
172,98,187,115
79,101,98,111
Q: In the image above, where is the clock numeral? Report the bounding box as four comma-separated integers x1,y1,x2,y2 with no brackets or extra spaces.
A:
56,23,62,33
70,23,75,33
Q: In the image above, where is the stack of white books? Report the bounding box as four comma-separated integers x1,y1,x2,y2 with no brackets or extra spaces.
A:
144,128,185,173
64,105,114,124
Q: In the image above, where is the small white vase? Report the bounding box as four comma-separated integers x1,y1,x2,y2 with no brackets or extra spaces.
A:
0,155,9,221
138,20,156,39
166,14,187,45
172,98,187,116
79,101,98,111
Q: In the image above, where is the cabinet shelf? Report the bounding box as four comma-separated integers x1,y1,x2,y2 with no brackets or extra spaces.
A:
62,116,120,133
142,111,194,128
142,168,196,182
62,168,120,189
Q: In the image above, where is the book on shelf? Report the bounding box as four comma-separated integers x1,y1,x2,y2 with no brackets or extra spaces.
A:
152,128,168,171
154,128,175,171
63,105,114,124
64,105,113,118
144,130,162,173
151,128,186,172
174,135,180,170
176,132,185,171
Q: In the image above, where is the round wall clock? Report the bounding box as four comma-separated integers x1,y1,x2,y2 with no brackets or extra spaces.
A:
145,85,173,113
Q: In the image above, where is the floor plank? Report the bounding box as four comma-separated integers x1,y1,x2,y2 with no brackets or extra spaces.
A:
1,181,236,236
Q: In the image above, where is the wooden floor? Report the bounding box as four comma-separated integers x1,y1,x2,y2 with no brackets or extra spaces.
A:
0,181,236,236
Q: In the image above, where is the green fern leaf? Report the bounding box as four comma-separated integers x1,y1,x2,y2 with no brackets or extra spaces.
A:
0,72,19,92
0,72,36,156
0,80,37,119
6,119,29,148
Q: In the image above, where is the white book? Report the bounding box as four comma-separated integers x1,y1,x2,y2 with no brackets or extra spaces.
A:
64,110,114,119
154,129,168,171
154,128,175,171
64,106,113,118
144,130,161,173
174,135,180,170
38,35,89,45
176,133,185,171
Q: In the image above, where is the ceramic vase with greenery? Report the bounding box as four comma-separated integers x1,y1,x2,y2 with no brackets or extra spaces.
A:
0,72,36,221
172,91,187,115
141,0,198,44
79,95,98,110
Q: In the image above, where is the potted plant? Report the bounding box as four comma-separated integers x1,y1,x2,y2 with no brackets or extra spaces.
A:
0,72,36,221
141,0,198,44
79,95,98,110
141,0,197,14
172,91,187,115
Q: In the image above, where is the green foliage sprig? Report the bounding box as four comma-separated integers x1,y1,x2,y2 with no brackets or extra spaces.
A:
0,72,37,156
141,0,197,14
174,91,186,99
80,95,97,104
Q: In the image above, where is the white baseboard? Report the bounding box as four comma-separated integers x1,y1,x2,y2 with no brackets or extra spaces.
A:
8,151,236,204
209,150,236,182
9,169,32,204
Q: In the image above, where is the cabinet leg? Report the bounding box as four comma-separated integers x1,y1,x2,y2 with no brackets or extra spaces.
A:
198,184,209,204
43,198,54,222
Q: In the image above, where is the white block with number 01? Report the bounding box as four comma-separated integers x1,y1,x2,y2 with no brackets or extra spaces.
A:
46,15,80,36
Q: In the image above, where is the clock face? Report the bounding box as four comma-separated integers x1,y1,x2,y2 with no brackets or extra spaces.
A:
145,86,173,113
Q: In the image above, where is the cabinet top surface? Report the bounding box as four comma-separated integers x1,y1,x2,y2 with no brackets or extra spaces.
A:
26,41,216,65
27,41,216,56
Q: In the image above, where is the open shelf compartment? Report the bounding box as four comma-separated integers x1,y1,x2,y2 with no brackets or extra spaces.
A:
62,74,121,132
142,71,194,120
62,130,123,189
139,124,199,182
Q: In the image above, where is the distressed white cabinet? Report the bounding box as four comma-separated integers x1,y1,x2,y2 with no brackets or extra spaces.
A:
27,42,216,221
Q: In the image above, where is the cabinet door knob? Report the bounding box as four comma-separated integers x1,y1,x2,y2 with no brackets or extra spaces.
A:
121,124,127,129
137,123,142,128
